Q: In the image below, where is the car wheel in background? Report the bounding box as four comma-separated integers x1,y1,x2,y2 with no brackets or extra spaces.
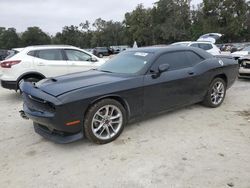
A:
84,99,127,144
18,77,42,93
202,78,226,108
98,53,103,58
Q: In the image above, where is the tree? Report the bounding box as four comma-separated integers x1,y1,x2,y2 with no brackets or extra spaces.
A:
0,27,20,49
52,25,82,47
21,27,51,46
190,4,204,40
124,4,153,46
90,18,126,47
152,0,192,43
195,0,250,42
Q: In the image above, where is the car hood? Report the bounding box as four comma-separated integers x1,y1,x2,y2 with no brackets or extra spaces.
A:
36,70,129,97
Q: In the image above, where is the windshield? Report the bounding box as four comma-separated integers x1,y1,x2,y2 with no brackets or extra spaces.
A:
98,51,153,74
243,46,250,51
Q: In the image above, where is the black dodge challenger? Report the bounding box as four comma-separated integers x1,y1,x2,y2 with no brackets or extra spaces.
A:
20,46,238,144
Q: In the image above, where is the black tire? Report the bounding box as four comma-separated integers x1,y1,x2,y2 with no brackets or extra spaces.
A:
98,53,103,58
202,78,226,108
84,99,127,144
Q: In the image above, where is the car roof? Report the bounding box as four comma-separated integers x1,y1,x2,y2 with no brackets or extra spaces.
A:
173,41,214,44
12,48,25,52
188,41,214,44
23,45,77,50
126,46,213,59
172,41,192,44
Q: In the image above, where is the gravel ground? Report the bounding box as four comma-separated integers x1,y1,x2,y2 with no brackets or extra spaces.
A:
0,79,250,188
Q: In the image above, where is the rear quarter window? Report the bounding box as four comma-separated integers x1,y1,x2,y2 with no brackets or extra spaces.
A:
185,51,204,66
198,43,213,50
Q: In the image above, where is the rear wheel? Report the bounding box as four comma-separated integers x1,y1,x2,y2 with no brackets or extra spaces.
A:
84,99,127,144
202,78,226,108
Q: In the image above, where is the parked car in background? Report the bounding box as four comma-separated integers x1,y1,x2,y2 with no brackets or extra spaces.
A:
20,46,238,144
238,55,250,78
219,43,248,53
93,47,112,57
231,45,250,59
171,41,221,55
0,45,105,91
110,45,129,54
84,48,93,54
0,49,9,61
0,48,23,78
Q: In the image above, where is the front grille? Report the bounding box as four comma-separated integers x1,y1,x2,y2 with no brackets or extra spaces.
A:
244,63,250,69
23,93,55,113
241,60,250,69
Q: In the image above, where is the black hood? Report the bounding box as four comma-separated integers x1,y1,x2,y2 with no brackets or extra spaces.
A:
36,70,129,97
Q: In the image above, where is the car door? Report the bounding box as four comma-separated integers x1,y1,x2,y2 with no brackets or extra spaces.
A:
143,51,200,115
64,49,99,73
33,49,68,77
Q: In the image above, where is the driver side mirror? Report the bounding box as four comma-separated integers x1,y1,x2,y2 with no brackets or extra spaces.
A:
158,64,170,73
152,63,170,79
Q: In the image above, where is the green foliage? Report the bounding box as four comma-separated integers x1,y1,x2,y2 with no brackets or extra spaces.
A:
124,4,154,46
21,27,51,46
201,0,250,42
152,0,192,43
0,27,20,49
53,25,82,47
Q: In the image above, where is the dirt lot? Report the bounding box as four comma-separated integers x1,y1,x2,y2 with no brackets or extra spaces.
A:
0,79,250,188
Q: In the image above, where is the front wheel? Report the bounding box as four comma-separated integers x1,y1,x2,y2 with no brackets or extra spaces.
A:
202,78,226,108
84,99,127,144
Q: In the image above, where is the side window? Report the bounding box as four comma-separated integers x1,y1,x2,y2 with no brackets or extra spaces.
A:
153,51,192,71
27,50,36,57
185,51,204,66
190,43,199,48
198,43,213,50
37,49,64,61
64,49,91,61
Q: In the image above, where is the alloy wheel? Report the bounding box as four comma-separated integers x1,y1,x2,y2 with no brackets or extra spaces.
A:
91,105,123,140
210,81,225,105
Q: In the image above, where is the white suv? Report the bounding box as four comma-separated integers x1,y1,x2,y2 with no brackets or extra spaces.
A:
171,41,221,56
0,45,105,90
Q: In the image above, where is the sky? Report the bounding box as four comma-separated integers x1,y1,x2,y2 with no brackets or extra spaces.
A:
0,0,202,35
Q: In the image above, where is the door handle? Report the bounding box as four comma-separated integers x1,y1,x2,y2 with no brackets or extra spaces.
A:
188,71,195,75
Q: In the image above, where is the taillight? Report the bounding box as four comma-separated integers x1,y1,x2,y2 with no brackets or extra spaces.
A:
1,60,21,68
